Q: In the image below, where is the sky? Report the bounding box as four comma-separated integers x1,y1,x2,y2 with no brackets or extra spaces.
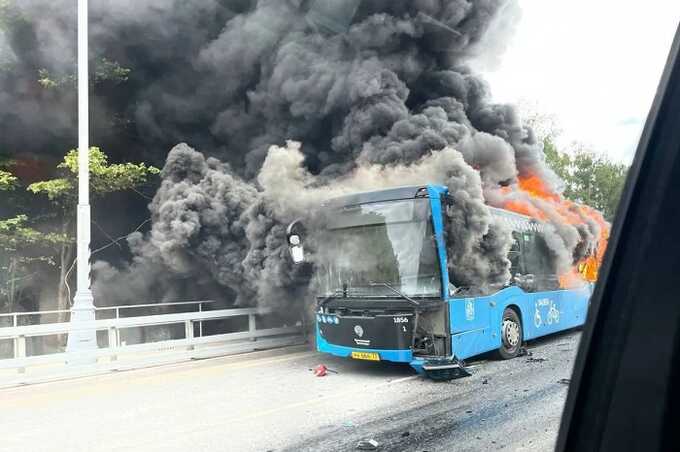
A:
477,0,680,163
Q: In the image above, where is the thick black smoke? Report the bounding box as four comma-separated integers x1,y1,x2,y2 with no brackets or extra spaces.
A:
1,1,602,310
97,142,512,309
1,1,524,168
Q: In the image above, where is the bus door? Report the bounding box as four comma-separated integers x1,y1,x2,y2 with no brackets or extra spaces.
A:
519,230,566,339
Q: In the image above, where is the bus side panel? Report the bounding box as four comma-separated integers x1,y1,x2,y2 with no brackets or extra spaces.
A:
449,295,495,360
556,286,590,330
450,285,590,360
523,287,590,340
449,287,527,360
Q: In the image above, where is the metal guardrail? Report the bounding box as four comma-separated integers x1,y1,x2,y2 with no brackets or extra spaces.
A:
0,300,217,327
0,307,306,374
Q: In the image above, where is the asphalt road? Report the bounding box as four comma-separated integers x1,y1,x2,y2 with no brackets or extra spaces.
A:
0,330,580,452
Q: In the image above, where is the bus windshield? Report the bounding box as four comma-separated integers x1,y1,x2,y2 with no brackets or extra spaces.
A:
315,198,441,298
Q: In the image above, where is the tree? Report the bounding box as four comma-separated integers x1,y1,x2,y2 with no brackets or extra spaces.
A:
542,138,628,221
28,147,159,199
542,137,571,184
1,147,159,318
521,104,629,222
0,168,16,190
0,165,69,313
37,58,131,89
568,148,628,221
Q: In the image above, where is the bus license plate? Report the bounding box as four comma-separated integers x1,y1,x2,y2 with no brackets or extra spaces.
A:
351,351,380,361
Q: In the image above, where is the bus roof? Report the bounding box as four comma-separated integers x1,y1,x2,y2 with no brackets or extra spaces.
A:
323,185,429,207
323,184,545,233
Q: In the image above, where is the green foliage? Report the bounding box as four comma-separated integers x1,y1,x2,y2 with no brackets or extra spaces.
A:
0,165,69,261
522,106,629,222
0,166,70,308
543,138,628,221
0,212,69,309
28,147,160,200
37,58,131,89
1,147,159,310
0,215,69,252
26,177,70,200
94,58,131,84
568,148,628,220
37,68,73,89
0,169,17,190
542,138,570,184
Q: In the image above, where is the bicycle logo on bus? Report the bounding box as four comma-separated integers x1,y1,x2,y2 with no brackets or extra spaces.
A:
533,298,560,328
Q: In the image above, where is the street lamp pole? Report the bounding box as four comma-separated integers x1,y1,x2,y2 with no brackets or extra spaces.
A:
66,0,97,361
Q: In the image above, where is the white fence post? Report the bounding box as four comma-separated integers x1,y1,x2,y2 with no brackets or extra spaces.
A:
185,320,194,351
14,335,26,373
249,314,257,342
108,327,119,361
198,303,203,338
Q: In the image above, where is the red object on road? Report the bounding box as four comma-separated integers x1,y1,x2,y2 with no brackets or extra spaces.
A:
313,364,328,377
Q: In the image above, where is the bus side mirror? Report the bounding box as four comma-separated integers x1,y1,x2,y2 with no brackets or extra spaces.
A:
289,235,305,264
286,220,306,264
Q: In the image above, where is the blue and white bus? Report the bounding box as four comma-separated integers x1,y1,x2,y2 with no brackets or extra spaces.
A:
286,184,591,379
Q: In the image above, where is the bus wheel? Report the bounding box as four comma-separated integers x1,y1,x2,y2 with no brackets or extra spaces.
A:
497,308,523,359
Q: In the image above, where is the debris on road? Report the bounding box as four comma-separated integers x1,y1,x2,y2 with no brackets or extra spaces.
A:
558,378,571,385
357,439,380,450
482,378,489,384
309,364,338,377
526,357,546,363
312,364,328,377
401,431,410,438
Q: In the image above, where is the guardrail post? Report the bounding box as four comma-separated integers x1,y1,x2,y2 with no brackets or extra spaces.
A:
185,320,195,351
14,335,26,373
198,303,203,338
249,314,257,342
108,327,119,361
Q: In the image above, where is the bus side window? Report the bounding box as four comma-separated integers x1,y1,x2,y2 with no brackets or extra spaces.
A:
510,231,537,292
508,231,523,280
522,231,559,291
522,232,538,276
533,232,559,290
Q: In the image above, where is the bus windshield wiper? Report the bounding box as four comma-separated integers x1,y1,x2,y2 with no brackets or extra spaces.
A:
368,281,420,306
317,288,344,309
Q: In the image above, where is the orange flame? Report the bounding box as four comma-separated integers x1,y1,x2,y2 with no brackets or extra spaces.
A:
501,174,610,288
518,175,560,202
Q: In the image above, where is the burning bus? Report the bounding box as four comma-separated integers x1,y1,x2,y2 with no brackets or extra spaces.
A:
287,184,597,380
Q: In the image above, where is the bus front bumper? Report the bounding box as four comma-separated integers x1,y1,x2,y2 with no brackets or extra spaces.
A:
316,332,427,374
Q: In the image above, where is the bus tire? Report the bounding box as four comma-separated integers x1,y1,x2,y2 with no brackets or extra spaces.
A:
497,307,523,360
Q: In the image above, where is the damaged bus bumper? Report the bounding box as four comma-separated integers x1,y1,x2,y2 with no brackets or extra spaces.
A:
316,333,470,378
316,332,426,372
